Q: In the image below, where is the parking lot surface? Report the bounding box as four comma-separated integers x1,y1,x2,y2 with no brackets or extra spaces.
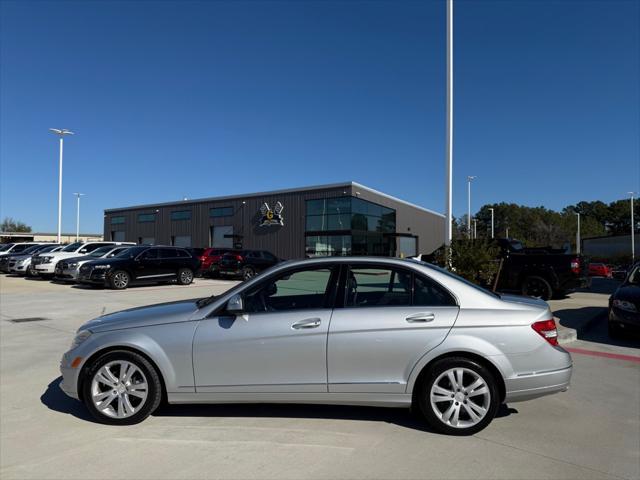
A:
1,275,639,479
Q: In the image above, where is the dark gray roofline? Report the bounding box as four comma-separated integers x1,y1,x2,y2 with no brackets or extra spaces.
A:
104,181,445,218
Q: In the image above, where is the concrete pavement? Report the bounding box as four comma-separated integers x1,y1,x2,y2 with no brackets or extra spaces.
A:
1,274,638,480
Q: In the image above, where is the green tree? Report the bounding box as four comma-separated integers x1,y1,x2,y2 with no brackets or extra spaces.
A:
0,217,31,232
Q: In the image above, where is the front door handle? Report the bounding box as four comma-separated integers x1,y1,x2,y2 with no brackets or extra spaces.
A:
406,313,435,323
292,318,321,329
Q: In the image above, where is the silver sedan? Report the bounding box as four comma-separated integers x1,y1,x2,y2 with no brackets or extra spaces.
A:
59,257,572,435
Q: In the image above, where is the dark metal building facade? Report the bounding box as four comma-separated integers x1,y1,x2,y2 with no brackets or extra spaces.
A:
103,182,445,259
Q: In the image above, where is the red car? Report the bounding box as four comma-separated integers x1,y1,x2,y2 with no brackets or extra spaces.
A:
588,263,612,278
198,248,233,277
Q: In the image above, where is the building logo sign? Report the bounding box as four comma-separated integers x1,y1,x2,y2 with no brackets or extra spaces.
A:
259,201,284,226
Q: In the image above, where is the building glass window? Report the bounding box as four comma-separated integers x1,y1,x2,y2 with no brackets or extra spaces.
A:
210,206,234,218
171,210,191,221
111,216,125,225
305,197,396,256
138,213,156,223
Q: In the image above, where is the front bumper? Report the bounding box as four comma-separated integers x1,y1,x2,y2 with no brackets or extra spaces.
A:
77,267,108,285
34,264,55,274
609,307,640,331
59,353,80,400
54,266,80,281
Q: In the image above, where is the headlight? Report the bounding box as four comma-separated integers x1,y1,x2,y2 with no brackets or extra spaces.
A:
94,265,110,270
613,299,637,313
16,259,26,265
68,262,78,268
70,329,92,350
42,256,53,264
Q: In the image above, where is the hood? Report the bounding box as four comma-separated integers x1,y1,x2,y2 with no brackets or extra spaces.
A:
498,294,549,310
86,256,130,267
613,284,640,302
63,255,99,264
82,299,203,333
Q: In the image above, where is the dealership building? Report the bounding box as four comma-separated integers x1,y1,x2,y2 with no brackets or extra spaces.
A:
104,182,445,259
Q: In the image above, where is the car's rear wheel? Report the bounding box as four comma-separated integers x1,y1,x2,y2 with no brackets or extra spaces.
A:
418,357,499,435
521,275,553,300
242,266,255,281
110,270,130,290
177,268,194,285
82,350,162,425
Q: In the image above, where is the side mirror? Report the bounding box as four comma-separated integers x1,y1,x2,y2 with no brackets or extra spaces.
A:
226,294,244,314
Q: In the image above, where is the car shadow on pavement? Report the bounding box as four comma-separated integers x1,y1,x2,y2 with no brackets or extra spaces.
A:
40,377,98,423
41,377,518,431
556,308,640,349
152,402,518,433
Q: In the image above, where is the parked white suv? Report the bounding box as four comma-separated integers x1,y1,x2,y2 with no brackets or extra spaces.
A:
33,241,135,276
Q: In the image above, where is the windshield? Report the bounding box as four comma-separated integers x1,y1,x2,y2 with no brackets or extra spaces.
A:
0,244,15,252
509,240,524,251
38,245,60,253
414,260,501,299
89,246,114,257
116,246,147,258
627,264,640,285
20,245,43,254
62,242,84,252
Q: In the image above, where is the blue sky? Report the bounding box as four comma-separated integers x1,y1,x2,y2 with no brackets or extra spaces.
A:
1,0,638,233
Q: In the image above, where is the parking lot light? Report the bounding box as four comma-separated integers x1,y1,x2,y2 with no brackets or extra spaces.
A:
467,176,476,239
489,207,494,239
629,192,636,263
49,128,74,243
74,193,85,242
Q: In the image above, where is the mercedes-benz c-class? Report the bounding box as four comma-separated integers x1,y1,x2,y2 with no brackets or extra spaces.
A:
59,257,572,435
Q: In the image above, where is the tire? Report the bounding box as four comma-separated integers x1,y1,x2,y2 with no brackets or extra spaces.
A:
242,266,256,281
25,265,36,277
418,357,500,436
82,350,162,425
177,268,194,285
109,270,130,290
521,275,553,300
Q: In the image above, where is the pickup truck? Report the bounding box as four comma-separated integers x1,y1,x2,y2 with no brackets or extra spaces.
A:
415,238,589,300
493,239,589,300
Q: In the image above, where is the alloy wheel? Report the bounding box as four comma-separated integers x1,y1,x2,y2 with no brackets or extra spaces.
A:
90,360,148,419
113,272,129,289
429,367,491,429
180,270,193,284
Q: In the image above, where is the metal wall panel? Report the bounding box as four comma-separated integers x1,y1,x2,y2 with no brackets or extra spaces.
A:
104,184,445,259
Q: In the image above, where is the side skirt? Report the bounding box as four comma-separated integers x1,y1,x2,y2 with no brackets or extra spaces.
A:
167,392,412,408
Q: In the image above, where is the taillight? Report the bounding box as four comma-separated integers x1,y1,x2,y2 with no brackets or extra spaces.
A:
234,255,244,261
532,319,558,346
570,257,580,275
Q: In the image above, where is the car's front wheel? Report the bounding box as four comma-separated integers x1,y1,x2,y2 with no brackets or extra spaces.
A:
82,350,162,425
418,357,499,435
109,270,130,290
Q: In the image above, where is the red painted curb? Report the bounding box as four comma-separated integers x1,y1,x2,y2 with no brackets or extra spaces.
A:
565,347,640,364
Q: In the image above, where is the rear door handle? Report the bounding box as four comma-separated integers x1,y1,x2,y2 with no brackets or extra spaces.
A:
292,318,321,329
406,313,435,323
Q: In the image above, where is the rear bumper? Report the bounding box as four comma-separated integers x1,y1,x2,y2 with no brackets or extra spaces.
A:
504,365,572,402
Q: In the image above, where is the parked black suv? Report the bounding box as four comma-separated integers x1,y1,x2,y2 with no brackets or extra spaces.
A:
218,250,280,280
77,245,200,289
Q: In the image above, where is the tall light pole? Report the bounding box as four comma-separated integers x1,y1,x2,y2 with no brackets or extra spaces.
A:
49,128,74,243
629,192,636,263
473,217,477,239
489,207,495,239
73,193,85,241
444,0,454,247
467,176,476,238
575,211,581,254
